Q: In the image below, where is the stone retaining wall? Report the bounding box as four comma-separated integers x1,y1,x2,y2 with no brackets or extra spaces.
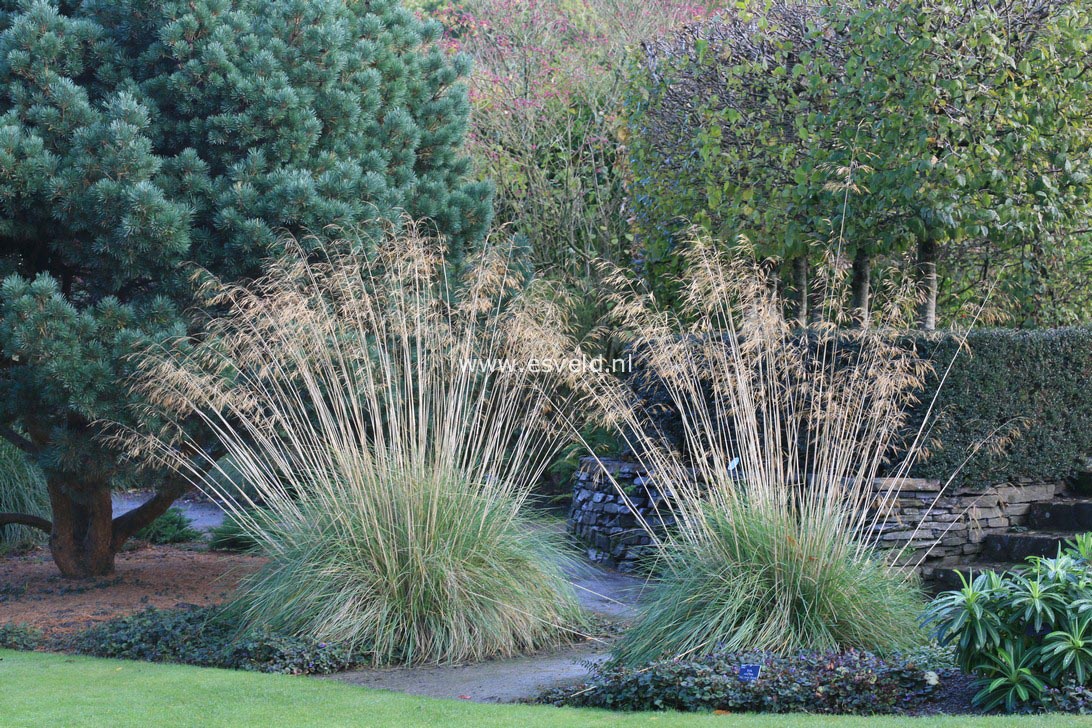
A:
868,476,1062,578
567,456,1063,575
567,458,662,571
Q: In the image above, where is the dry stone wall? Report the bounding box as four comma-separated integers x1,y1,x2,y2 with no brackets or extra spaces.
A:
567,456,1063,576
567,458,665,571
867,477,1062,578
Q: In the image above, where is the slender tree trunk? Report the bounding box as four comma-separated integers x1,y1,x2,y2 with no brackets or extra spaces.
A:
47,480,115,578
808,264,825,325
850,249,871,325
918,237,938,331
792,255,808,325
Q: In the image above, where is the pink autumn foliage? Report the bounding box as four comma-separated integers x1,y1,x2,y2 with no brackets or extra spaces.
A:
437,0,713,112
425,0,718,274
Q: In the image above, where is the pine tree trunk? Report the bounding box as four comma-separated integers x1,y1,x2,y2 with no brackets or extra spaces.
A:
43,473,190,578
47,481,116,578
850,249,871,325
918,238,938,331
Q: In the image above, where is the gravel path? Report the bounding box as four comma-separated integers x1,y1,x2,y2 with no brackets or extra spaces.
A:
111,492,227,532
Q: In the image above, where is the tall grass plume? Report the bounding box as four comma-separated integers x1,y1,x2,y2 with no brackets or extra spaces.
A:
0,439,48,549
126,223,584,665
583,236,936,663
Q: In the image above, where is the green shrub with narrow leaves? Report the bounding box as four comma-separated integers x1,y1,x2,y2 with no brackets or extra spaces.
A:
924,533,1092,712
207,511,264,553
133,508,200,545
0,438,47,548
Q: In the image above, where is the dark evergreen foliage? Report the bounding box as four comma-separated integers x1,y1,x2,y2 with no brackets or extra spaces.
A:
0,0,491,577
629,327,1092,489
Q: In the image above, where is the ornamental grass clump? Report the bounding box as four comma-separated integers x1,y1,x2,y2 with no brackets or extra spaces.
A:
584,237,937,664
128,224,583,665
0,439,48,549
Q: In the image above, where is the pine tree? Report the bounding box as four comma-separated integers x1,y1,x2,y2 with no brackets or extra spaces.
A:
0,0,491,577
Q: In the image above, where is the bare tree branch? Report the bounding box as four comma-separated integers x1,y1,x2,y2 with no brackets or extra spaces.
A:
109,478,191,550
0,425,41,454
0,512,51,534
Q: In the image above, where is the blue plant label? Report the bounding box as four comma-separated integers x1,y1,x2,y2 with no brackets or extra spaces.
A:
738,664,761,682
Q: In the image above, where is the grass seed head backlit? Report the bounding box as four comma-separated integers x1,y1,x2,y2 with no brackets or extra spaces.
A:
581,233,933,663
127,221,584,666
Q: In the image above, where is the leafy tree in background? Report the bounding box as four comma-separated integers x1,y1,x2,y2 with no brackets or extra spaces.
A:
0,0,491,578
822,0,1092,328
629,0,1092,327
629,6,845,318
434,0,713,366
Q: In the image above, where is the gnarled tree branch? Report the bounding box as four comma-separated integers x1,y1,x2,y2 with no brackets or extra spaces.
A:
0,512,52,534
0,425,40,454
110,478,191,550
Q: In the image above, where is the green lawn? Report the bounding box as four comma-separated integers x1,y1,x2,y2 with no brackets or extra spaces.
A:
0,650,1088,727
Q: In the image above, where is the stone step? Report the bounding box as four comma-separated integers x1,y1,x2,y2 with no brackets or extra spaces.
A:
979,531,1074,563
1025,498,1092,531
930,562,1019,592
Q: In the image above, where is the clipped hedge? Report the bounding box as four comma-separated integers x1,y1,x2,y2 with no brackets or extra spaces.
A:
906,326,1092,488
628,326,1092,489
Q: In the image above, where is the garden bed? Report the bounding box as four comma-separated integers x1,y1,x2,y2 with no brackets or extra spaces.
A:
0,541,1080,716
539,648,983,717
1,543,647,702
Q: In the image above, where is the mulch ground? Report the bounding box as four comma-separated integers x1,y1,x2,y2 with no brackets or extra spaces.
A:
0,544,264,635
917,671,980,716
